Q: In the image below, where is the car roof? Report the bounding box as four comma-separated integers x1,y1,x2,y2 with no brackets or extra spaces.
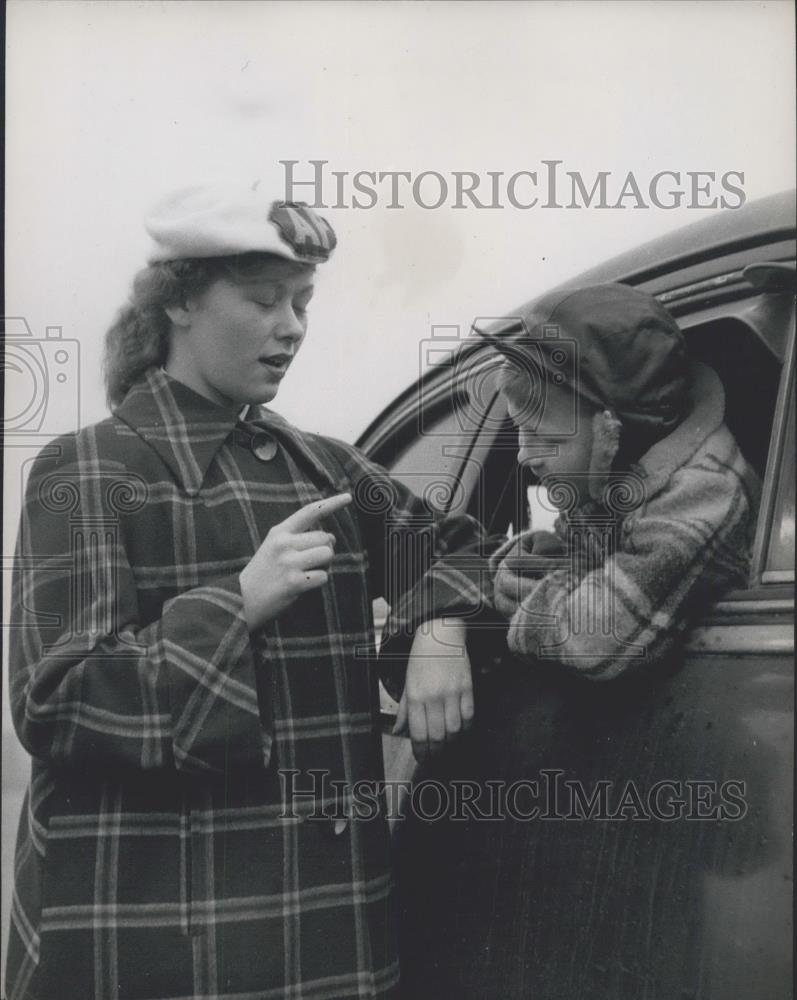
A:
357,188,796,448
552,188,795,290
472,188,796,339
560,190,797,288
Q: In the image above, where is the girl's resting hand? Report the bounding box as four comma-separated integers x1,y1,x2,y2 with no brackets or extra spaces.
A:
392,618,474,762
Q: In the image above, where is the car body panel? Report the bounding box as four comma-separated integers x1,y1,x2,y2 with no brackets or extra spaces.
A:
394,651,793,1000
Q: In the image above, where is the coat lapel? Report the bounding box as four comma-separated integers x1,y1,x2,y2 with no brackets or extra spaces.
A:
638,361,726,496
114,367,341,498
115,368,240,496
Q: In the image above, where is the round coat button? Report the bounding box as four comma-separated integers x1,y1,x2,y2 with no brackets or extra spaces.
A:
251,432,278,462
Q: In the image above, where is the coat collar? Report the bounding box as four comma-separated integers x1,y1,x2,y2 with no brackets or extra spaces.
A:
636,360,726,494
114,367,339,496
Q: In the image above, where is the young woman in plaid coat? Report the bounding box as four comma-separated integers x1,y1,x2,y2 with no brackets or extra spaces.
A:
6,181,491,1000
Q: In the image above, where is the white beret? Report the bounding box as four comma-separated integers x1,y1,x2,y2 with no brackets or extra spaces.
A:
144,178,337,264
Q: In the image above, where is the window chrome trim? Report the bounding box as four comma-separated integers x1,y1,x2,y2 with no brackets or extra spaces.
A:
750,309,795,587
761,570,795,585
709,597,794,616
685,624,794,655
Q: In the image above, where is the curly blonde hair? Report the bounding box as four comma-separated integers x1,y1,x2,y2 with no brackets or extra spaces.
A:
103,253,313,408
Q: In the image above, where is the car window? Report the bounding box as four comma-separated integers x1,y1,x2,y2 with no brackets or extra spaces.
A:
467,411,554,538
387,405,468,510
683,315,782,478
468,295,793,596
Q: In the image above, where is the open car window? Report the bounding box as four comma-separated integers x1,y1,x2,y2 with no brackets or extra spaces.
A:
469,285,795,599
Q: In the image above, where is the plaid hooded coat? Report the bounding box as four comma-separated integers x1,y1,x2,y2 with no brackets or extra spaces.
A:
489,362,760,677
6,367,492,1000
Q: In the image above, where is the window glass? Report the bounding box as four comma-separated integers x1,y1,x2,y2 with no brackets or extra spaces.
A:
388,406,466,503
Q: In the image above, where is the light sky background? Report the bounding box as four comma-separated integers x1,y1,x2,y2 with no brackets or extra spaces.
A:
6,1,796,444
2,0,796,979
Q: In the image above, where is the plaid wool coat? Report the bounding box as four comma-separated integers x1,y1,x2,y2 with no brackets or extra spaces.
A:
6,367,492,1000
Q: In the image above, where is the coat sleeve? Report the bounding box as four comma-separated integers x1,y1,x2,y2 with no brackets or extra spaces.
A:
504,462,756,680
322,440,503,699
9,441,268,774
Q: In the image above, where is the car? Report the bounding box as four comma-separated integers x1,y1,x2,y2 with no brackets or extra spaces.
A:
357,189,795,1000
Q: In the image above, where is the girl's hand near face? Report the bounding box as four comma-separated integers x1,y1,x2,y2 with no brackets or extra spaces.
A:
239,493,352,631
392,618,474,762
